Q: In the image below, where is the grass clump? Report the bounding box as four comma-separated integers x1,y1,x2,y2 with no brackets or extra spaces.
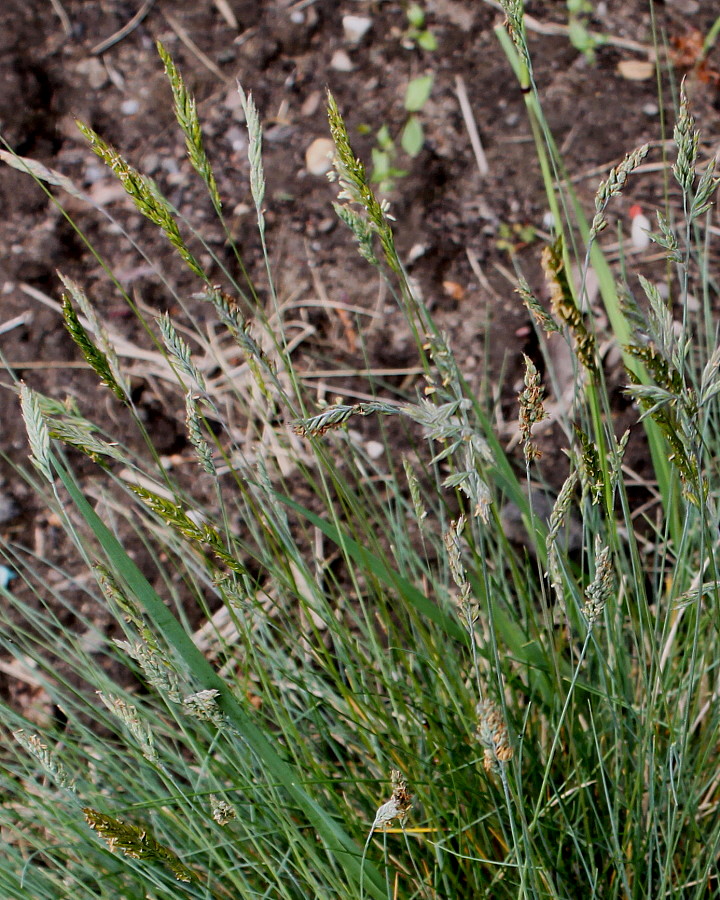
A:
1,22,720,899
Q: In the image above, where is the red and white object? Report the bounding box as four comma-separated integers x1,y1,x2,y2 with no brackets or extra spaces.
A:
629,204,651,251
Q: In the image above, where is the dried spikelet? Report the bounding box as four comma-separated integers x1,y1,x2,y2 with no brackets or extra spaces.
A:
371,770,413,830
84,807,197,882
542,238,596,372
292,400,399,437
157,42,221,211
476,699,513,773
115,639,183,704
97,692,158,763
13,730,75,791
182,689,225,728
210,796,237,826
583,538,614,625
402,457,427,527
518,354,547,462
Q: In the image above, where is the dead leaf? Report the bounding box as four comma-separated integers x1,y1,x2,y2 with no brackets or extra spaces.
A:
442,280,465,301
617,60,654,81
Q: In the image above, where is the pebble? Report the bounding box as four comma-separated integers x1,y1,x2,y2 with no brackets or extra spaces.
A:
366,440,384,460
0,493,19,524
342,15,372,44
330,49,354,72
76,57,108,90
120,98,140,116
305,137,335,175
0,565,16,590
226,125,247,153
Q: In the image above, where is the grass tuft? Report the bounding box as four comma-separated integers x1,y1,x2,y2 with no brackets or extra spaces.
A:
1,31,720,900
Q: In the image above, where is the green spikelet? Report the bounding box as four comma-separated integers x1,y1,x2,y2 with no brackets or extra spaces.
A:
75,120,205,279
130,484,247,574
590,144,648,238
517,277,560,335
84,808,198,882
326,91,402,281
157,42,221,211
61,295,128,402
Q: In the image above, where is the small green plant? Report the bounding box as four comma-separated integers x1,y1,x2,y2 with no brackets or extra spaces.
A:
369,73,434,192
566,0,605,60
495,220,537,255
402,3,437,51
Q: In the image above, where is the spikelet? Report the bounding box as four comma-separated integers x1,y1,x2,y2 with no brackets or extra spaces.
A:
476,699,513,773
20,383,52,483
157,42,221,211
97,692,158,763
583,538,614,626
292,400,399,437
13,730,75,791
542,237,596,373
182,689,225,728
75,120,205,279
590,144,648,239
210,796,237,825
518,354,547,462
84,807,197,882
371,770,413,830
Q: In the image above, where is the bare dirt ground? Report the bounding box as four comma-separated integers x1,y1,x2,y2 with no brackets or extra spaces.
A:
1,0,719,706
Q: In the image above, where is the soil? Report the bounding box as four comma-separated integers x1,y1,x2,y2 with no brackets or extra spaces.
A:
1,0,719,709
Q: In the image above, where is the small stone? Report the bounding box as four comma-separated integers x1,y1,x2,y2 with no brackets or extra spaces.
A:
342,14,372,44
330,49,354,71
407,243,426,263
642,102,659,117
366,440,384,460
305,137,335,175
120,98,140,116
0,493,19,524
226,125,247,153
301,90,322,116
76,57,108,90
